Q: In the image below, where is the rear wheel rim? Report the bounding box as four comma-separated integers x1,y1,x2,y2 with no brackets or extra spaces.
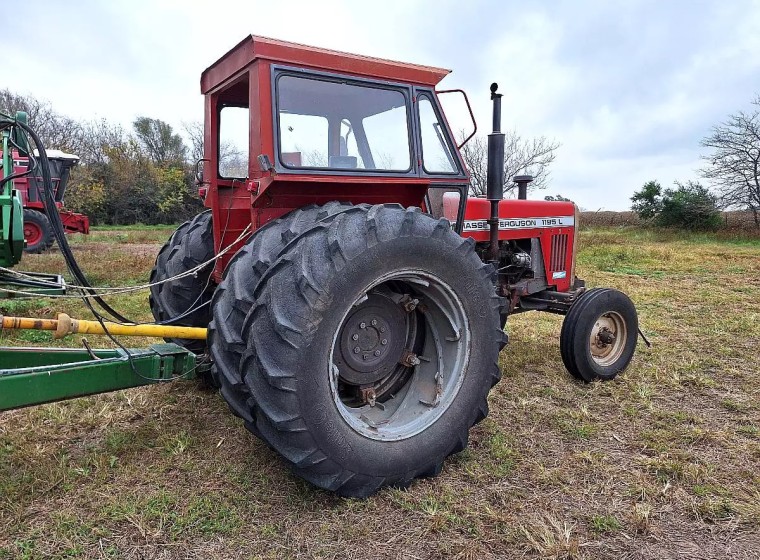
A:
589,311,627,367
329,269,470,442
24,222,43,247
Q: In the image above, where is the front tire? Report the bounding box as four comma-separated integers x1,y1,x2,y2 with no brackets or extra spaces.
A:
231,204,506,497
149,211,215,355
560,288,638,381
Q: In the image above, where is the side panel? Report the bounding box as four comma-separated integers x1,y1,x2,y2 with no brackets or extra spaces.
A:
59,210,90,234
0,345,196,411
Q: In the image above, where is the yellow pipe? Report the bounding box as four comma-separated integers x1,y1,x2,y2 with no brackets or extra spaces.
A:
0,313,207,340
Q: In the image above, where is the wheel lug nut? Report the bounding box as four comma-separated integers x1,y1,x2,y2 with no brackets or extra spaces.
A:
360,322,366,329
380,327,386,333
371,319,377,326
381,339,387,345
374,350,381,356
353,347,360,354
352,334,359,341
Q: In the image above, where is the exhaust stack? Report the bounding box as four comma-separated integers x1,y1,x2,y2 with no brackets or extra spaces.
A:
486,83,505,263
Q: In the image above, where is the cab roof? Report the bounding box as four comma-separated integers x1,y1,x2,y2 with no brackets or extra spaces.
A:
201,35,451,94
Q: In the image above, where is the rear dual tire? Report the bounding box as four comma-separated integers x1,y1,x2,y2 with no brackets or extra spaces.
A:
210,203,507,497
149,211,215,356
208,202,354,421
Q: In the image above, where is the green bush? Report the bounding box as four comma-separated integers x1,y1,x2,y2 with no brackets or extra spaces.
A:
631,180,721,231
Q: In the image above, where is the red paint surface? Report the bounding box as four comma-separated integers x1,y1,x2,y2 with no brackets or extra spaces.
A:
201,35,451,95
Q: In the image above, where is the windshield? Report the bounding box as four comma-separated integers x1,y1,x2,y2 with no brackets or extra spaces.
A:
276,74,412,172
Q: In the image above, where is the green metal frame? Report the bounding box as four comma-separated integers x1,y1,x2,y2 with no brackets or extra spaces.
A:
0,114,25,268
0,112,72,296
0,343,198,411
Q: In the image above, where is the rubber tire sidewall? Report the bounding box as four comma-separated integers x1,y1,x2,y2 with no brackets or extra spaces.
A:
149,210,214,355
209,202,355,414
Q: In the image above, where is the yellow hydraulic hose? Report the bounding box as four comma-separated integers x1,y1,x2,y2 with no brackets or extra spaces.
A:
0,313,207,340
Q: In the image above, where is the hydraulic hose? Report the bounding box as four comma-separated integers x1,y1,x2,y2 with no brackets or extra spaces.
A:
11,119,133,323
0,313,207,340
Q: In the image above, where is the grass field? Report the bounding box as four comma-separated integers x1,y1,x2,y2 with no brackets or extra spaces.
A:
1,225,759,559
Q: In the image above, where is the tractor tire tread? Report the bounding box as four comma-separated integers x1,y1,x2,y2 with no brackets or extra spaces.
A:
237,203,505,497
149,210,215,356
208,201,356,420
560,288,637,382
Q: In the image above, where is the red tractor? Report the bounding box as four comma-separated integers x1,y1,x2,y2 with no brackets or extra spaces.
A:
149,36,639,497
3,148,89,252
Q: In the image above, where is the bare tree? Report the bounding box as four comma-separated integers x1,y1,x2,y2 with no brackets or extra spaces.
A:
183,120,246,174
459,130,559,197
76,119,127,165
700,95,760,226
183,120,205,163
0,88,83,154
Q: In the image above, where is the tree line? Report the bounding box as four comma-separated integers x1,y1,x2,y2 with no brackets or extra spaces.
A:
1,89,207,225
8,85,755,232
631,94,760,230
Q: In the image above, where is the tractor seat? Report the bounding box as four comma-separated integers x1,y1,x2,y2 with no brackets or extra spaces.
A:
442,191,461,222
328,155,357,169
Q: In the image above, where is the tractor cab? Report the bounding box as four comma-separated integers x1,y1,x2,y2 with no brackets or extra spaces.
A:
200,35,470,279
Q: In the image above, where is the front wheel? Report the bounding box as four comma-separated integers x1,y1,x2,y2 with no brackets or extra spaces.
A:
560,288,638,381
23,209,54,253
230,205,507,497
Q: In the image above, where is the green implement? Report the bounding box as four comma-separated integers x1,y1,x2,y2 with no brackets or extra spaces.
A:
0,343,199,411
0,115,201,412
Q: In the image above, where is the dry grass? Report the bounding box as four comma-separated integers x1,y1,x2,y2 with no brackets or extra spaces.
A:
1,226,760,559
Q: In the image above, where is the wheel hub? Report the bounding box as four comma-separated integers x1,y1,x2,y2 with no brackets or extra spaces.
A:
590,312,627,366
335,294,406,385
597,327,616,346
24,223,42,245
328,270,471,442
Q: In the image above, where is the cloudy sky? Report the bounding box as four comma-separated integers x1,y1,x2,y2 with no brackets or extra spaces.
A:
6,0,760,210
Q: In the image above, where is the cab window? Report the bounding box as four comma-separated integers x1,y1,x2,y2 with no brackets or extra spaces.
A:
218,105,249,178
276,73,412,172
